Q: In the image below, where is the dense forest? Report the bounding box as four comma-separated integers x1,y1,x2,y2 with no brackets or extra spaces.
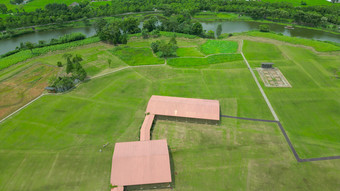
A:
0,0,339,32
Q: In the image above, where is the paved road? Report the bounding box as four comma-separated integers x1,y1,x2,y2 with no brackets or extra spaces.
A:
220,114,340,162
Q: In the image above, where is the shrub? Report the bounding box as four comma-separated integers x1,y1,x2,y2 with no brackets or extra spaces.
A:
57,61,63,67
206,30,215,39
259,25,270,32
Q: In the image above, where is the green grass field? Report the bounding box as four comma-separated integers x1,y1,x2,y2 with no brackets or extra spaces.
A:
0,35,340,190
200,40,239,55
243,40,340,158
153,119,340,190
176,47,204,57
111,46,164,66
167,54,243,67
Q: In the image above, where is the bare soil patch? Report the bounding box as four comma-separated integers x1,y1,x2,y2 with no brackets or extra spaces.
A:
0,64,59,119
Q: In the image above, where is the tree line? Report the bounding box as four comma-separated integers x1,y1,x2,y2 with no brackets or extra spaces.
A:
0,0,339,32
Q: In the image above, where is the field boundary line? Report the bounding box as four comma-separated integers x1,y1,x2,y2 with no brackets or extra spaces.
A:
240,40,279,121
221,114,340,162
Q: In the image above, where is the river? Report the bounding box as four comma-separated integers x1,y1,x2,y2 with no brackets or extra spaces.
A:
0,21,339,55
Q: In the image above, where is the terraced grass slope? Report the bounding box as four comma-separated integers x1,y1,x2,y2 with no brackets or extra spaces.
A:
243,40,340,158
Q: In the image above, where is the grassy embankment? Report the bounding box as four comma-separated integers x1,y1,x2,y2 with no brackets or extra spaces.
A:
0,35,339,190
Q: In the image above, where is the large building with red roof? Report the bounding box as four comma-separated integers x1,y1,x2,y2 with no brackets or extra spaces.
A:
111,95,220,190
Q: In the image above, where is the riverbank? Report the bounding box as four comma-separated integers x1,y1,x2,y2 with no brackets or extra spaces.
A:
0,11,162,40
2,11,339,41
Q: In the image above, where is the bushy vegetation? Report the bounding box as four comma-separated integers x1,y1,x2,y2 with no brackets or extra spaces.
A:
151,36,178,57
167,54,242,67
94,18,129,45
200,40,238,55
259,24,270,32
49,54,87,92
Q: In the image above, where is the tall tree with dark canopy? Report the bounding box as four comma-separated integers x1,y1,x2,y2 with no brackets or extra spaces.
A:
216,24,222,38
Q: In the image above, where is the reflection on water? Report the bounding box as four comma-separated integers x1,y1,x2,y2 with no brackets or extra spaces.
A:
201,21,340,43
0,21,339,55
0,27,96,55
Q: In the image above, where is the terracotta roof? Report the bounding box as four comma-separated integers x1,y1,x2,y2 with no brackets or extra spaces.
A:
146,95,220,121
110,140,172,186
140,114,155,141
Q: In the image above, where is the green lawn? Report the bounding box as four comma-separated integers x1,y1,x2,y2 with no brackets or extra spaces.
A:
200,40,239,55
167,54,242,67
176,47,205,57
243,40,340,158
111,46,164,66
0,35,340,190
153,119,340,190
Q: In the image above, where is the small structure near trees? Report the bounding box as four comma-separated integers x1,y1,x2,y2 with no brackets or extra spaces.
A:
48,54,87,93
44,87,56,93
261,62,274,69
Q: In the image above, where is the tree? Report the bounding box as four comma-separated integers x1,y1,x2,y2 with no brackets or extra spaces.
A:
57,61,63,67
25,42,34,54
169,35,177,45
151,39,178,58
82,17,90,26
66,58,73,74
0,4,7,14
216,24,222,38
56,18,63,26
97,21,124,45
62,53,72,60
122,17,140,34
94,18,107,33
38,40,46,46
107,59,112,68
191,22,203,36
259,25,270,32
143,16,158,32
141,29,149,39
206,30,215,39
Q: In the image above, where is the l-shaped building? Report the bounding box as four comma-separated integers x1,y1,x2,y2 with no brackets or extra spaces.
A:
110,95,220,191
